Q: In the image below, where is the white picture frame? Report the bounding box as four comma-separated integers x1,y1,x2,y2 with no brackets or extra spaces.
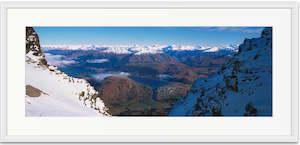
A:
0,1,298,143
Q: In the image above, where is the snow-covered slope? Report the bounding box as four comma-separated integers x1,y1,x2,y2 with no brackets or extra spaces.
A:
41,44,239,55
25,27,110,116
169,27,272,116
203,44,239,53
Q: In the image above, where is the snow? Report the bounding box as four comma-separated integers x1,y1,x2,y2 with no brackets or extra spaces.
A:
203,44,239,52
203,46,220,52
26,51,44,63
41,44,239,55
25,55,110,117
169,27,272,116
102,46,132,54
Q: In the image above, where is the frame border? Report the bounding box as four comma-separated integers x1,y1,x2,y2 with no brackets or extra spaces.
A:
0,1,298,143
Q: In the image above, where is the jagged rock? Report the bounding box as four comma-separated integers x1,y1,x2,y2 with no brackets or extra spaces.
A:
26,27,41,55
169,27,272,116
25,27,110,116
26,27,48,66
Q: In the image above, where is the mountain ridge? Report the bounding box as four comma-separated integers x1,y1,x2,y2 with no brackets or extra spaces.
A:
25,27,110,116
169,27,272,116
41,44,239,55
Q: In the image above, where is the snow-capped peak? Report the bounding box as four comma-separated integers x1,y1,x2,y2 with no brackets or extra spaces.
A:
41,44,239,55
203,44,240,52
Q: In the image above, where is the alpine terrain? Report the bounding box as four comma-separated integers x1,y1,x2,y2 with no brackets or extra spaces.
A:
169,27,272,116
25,27,110,116
41,43,237,115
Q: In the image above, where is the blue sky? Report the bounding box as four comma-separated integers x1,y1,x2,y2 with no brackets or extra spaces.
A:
33,27,265,46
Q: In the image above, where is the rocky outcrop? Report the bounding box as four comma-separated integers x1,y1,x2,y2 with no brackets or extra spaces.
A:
156,83,190,101
25,27,110,116
26,27,41,55
26,27,48,66
169,27,272,116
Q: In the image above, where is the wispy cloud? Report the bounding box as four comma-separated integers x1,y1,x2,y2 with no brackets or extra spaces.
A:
44,53,77,67
86,59,109,63
91,72,130,81
207,27,264,34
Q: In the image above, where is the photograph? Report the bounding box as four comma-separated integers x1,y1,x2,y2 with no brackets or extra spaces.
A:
1,1,296,142
25,26,272,117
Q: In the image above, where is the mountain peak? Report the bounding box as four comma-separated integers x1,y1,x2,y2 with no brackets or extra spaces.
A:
26,27,42,55
26,27,48,66
261,27,272,38
41,44,239,55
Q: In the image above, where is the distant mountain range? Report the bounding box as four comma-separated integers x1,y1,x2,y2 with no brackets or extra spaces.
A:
40,43,237,115
41,44,239,55
26,25,272,116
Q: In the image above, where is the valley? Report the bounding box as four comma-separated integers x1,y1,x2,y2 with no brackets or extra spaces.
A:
26,26,271,117
43,48,236,115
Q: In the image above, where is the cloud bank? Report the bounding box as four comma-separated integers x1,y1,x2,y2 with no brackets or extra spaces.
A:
91,72,130,81
86,59,109,63
44,53,77,67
